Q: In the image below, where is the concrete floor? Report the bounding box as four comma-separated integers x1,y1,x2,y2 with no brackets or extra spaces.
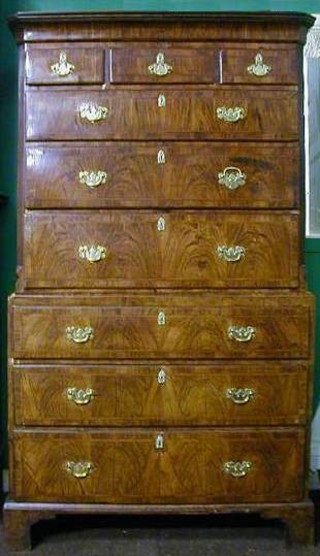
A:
0,513,320,556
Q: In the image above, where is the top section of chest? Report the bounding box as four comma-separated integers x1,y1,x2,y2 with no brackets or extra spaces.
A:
9,12,314,88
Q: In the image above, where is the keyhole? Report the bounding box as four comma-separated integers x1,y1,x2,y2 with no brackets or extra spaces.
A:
157,311,166,326
155,433,164,450
157,149,166,164
157,216,166,231
158,93,166,107
157,367,166,384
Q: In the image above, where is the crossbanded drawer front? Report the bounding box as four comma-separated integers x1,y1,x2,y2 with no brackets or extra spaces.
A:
10,293,312,360
24,210,299,289
110,45,219,83
25,142,299,209
11,428,305,503
220,44,298,84
12,361,309,426
26,89,298,141
26,45,105,85
110,44,298,84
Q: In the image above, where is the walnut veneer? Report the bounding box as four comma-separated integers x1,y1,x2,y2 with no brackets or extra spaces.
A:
5,11,315,550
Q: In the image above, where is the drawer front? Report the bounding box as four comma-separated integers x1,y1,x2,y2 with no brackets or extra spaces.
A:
12,361,309,426
24,44,298,86
26,89,298,141
11,428,305,503
24,210,299,289
25,142,299,209
26,45,105,84
221,44,298,84
110,44,218,83
10,293,312,359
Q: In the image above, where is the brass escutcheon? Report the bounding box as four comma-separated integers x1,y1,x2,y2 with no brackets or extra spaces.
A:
157,310,166,326
155,433,165,450
157,367,167,384
158,93,166,107
157,149,166,164
157,216,166,231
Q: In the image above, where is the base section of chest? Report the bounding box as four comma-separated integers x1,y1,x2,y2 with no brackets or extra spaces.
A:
3,497,315,551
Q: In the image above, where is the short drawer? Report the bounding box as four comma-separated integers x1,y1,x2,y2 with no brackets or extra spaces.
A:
9,292,313,360
109,44,218,83
11,428,306,503
11,361,309,426
25,142,299,209
26,88,299,141
25,44,105,85
220,44,298,84
23,209,300,289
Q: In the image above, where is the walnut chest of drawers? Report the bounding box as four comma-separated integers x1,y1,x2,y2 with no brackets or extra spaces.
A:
5,11,315,550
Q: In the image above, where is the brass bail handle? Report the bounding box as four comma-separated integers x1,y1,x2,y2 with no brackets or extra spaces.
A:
148,52,173,76
65,461,93,478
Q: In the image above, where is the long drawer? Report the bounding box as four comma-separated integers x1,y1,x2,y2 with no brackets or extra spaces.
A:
26,89,298,141
10,428,306,503
11,361,309,426
9,293,313,360
25,142,299,209
24,210,299,289
23,210,299,289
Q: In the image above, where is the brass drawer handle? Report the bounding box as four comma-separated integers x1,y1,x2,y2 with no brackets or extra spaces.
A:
223,460,252,478
217,106,245,123
155,433,164,450
228,326,256,343
51,51,75,76
79,103,109,123
226,387,256,404
78,245,107,263
65,461,93,479
148,52,173,76
218,166,246,190
27,148,44,167
66,387,95,405
79,170,108,188
217,245,246,263
66,326,94,344
247,53,271,77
